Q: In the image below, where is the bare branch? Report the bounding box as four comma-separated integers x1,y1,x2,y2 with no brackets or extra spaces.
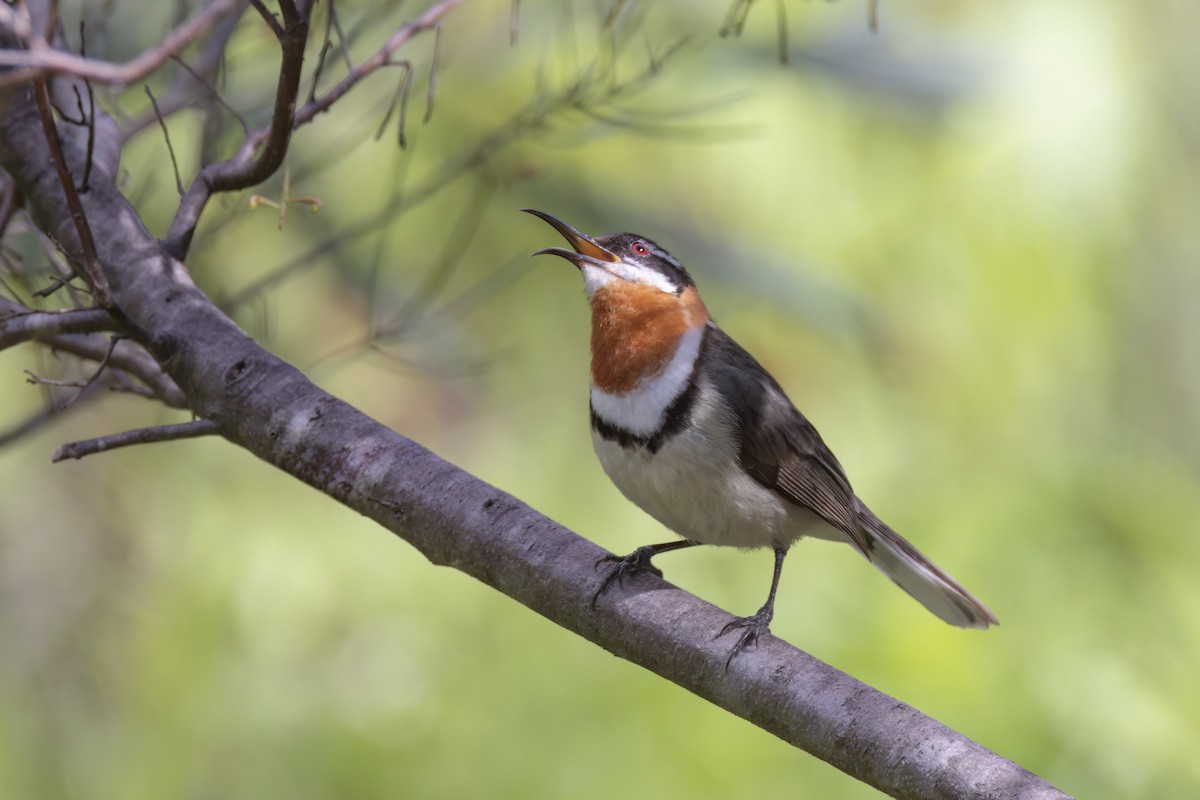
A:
292,0,464,129
306,7,336,104
0,297,120,350
379,176,494,338
223,40,692,310
119,6,248,142
52,418,218,462
31,276,72,299
0,7,1069,796
423,23,442,123
165,0,463,259
0,0,245,90
165,2,313,258
169,52,249,134
31,75,110,305
24,369,88,388
248,0,285,39
75,21,96,191
373,61,413,146
144,85,186,197
59,332,120,411
327,1,354,71
43,333,188,409
0,379,104,448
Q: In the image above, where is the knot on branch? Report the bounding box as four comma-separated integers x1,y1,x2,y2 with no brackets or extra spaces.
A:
223,356,260,396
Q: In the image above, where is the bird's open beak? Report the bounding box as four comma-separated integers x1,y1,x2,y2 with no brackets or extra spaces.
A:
521,209,619,266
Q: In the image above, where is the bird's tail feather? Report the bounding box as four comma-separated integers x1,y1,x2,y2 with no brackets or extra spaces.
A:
856,504,998,629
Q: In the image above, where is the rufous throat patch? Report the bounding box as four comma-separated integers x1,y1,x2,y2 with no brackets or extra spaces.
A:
589,285,709,394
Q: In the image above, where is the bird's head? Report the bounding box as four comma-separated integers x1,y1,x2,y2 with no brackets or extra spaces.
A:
523,208,710,393
522,209,695,299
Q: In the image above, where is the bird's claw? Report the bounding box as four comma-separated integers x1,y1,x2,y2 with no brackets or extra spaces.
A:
591,546,664,609
716,607,774,671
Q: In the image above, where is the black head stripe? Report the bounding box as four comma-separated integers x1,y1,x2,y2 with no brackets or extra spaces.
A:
597,231,695,294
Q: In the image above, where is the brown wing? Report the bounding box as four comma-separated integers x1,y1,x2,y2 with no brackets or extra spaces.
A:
701,327,871,556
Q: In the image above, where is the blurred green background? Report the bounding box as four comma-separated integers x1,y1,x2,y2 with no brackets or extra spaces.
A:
2,1,1198,797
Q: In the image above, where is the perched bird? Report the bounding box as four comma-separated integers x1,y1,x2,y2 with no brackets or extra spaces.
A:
523,209,997,666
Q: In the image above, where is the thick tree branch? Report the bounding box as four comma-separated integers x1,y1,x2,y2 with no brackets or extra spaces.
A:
0,45,1070,800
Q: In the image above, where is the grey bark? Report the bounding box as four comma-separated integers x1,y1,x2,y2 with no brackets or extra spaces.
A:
0,56,1071,800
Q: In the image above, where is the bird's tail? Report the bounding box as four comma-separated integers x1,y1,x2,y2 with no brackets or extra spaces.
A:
856,503,998,629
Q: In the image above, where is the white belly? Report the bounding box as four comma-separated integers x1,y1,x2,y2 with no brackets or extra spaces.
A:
591,388,836,549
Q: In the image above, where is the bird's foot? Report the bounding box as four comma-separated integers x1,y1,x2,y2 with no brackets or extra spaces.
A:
591,545,664,609
716,605,775,671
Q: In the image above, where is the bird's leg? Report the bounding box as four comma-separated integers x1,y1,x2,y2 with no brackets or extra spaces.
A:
592,539,701,608
717,545,789,670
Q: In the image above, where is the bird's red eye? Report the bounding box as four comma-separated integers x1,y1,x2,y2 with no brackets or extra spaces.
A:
631,241,649,256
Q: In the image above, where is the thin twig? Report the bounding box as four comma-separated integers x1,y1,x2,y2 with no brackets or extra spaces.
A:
165,2,313,258
24,370,88,388
34,229,89,307
0,380,104,449
306,0,353,104
30,76,110,305
224,38,689,311
0,0,244,90
168,0,463,259
307,5,336,105
248,0,285,38
78,21,96,191
328,0,354,70
424,23,442,124
51,86,87,124
0,404,61,448
145,85,186,197
32,276,71,299
374,61,413,146
60,333,121,411
100,367,158,399
381,176,494,337
119,5,248,142
292,0,464,129
0,298,120,350
52,418,219,462
44,333,188,408
169,53,249,133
